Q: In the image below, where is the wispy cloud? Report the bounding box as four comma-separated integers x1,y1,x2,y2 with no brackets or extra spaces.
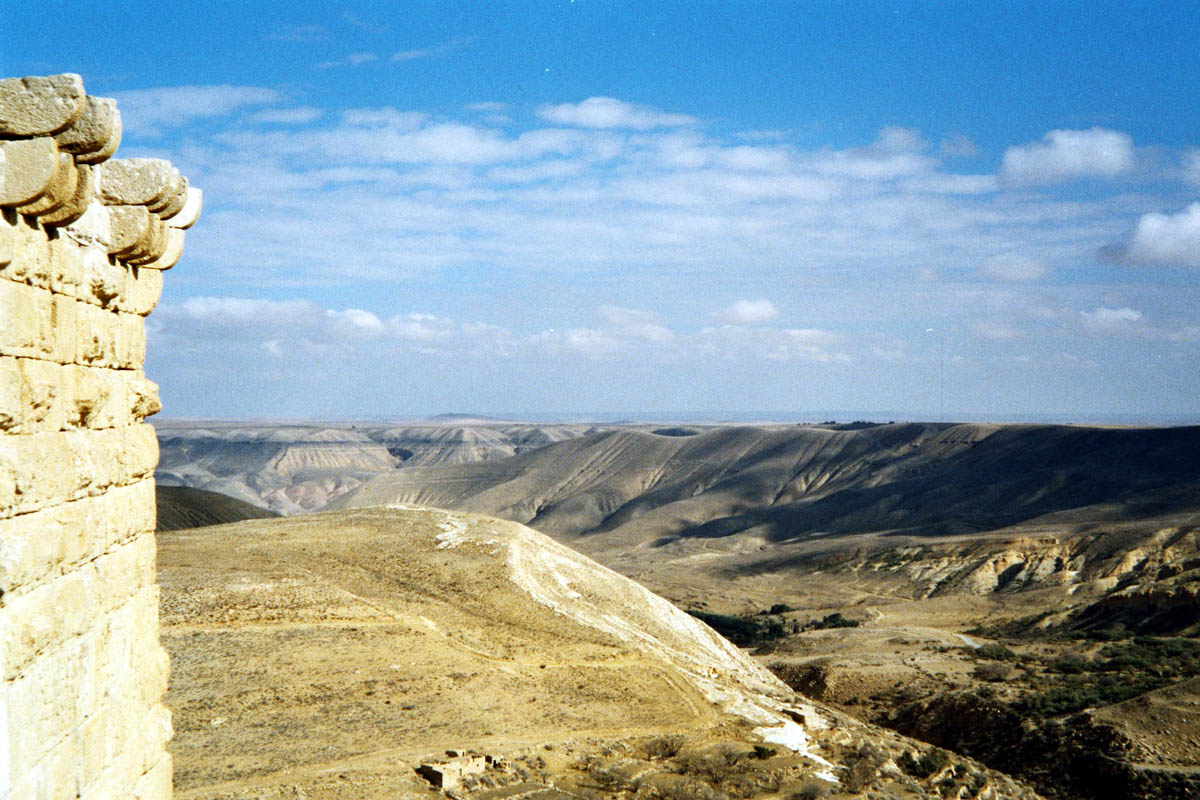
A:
1183,150,1200,185
391,37,476,62
268,24,327,42
980,254,1048,282
316,52,379,69
111,85,280,137
251,106,323,124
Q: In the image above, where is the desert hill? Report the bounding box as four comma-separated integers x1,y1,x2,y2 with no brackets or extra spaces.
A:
157,506,1035,799
153,420,614,515
155,484,279,531
326,422,1200,799
334,423,1200,548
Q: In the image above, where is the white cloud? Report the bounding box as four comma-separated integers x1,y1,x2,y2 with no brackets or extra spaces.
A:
536,97,697,129
719,299,780,324
111,85,280,137
981,254,1048,282
1001,127,1135,185
252,106,323,124
1123,203,1200,266
1081,306,1143,329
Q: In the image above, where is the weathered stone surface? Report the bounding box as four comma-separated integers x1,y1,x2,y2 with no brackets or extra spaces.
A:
1,208,14,267
164,186,202,229
106,205,152,256
62,200,111,251
124,216,168,265
136,228,184,270
0,74,86,136
122,267,163,316
14,152,78,217
157,176,188,219
0,137,61,206
40,163,96,228
1,72,190,800
97,159,176,207
55,96,121,159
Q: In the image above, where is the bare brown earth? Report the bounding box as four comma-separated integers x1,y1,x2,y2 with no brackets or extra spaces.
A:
158,507,1039,799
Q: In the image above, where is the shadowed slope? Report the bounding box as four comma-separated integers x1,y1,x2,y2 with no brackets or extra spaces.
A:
155,485,279,531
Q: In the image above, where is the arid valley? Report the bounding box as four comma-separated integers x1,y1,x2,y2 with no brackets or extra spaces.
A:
154,418,1200,799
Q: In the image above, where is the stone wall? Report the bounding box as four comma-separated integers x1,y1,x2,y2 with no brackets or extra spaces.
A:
0,74,199,798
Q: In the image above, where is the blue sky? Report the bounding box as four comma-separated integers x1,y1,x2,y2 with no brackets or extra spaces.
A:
5,1,1200,421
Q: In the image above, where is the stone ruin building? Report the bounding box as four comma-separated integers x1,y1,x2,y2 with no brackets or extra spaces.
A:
1,74,200,798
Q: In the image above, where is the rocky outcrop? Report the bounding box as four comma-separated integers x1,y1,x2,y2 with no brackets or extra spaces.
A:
1,73,199,798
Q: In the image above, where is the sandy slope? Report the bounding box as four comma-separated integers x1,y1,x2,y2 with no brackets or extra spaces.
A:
158,507,1037,799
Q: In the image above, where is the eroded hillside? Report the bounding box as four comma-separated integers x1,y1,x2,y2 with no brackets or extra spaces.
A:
158,507,1039,799
153,420,613,514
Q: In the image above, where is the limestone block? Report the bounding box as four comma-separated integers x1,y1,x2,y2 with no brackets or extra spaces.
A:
1,207,14,267
0,280,56,360
55,96,121,160
163,185,202,229
123,423,159,481
4,631,90,780
14,152,78,217
51,293,78,364
135,228,184,271
40,162,96,228
147,169,185,215
74,301,119,367
128,373,162,421
62,200,111,251
0,357,19,431
0,74,86,136
132,750,172,800
124,216,168,265
0,480,155,597
80,246,127,308
18,357,69,432
0,427,152,518
0,432,75,516
0,568,91,679
105,205,152,256
48,231,85,297
0,214,54,290
96,159,176,207
0,137,61,207
122,266,163,316
157,176,188,219
117,312,147,368
76,706,110,789
68,365,111,429
92,535,156,616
